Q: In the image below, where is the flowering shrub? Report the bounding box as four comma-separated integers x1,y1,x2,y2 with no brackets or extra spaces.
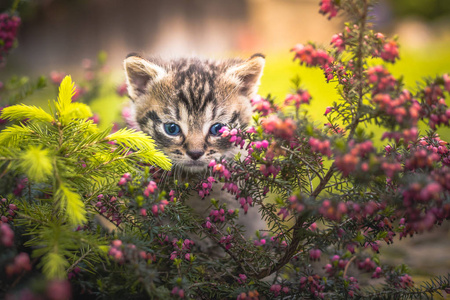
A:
1,0,450,299
0,11,20,64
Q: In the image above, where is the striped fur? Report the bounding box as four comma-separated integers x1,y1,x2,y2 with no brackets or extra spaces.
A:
124,54,265,172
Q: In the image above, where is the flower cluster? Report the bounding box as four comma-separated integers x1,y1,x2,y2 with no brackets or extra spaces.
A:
1,198,18,223
0,222,14,246
421,81,450,129
108,239,156,264
367,65,397,95
380,40,400,63
261,115,297,140
344,276,361,298
309,248,322,261
209,160,232,180
335,140,374,176
318,198,383,223
299,274,325,298
13,177,28,196
197,176,215,198
5,252,31,276
319,0,339,20
0,13,20,63
219,235,234,250
170,239,195,261
95,194,122,226
171,287,185,299
324,254,349,275
309,137,332,157
117,172,132,186
284,89,311,109
291,44,333,68
237,290,260,300
330,33,345,52
388,273,414,289
372,33,400,63
269,284,289,297
250,95,273,116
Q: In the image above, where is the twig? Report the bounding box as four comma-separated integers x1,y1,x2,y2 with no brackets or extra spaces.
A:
67,249,93,273
343,256,356,278
280,146,323,181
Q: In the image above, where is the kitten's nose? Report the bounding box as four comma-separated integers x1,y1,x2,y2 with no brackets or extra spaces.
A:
186,150,204,161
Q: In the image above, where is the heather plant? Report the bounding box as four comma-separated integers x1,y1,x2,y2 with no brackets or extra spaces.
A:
1,0,450,299
0,0,20,65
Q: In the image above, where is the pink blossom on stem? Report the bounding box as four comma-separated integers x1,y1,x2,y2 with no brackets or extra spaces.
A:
319,0,339,19
331,33,345,52
380,40,399,63
251,95,273,116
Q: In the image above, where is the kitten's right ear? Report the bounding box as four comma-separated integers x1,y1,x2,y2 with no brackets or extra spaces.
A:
124,55,167,100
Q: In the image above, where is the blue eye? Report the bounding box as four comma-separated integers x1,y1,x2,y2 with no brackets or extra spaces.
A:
164,123,181,136
210,123,224,136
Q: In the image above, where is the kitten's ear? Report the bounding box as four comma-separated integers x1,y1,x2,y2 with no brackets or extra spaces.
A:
225,53,265,97
124,54,167,100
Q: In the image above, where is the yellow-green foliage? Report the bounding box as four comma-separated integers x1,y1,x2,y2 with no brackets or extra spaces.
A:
19,145,53,182
56,182,86,225
0,75,171,279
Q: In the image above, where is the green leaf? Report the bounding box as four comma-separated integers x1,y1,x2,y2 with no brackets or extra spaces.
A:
1,104,54,123
107,128,172,170
55,76,92,125
133,148,171,171
41,252,69,279
106,128,157,150
56,75,75,114
19,145,53,182
60,102,93,124
56,182,87,225
0,124,34,147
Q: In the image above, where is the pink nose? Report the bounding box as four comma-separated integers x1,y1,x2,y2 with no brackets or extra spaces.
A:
186,150,204,160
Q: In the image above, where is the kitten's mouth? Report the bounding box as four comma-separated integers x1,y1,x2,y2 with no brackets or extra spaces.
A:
184,160,206,167
182,160,208,172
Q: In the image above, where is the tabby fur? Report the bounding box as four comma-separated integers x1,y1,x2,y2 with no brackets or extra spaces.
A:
124,54,266,249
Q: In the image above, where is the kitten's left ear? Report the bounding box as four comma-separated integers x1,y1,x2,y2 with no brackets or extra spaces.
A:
124,54,167,101
225,53,265,97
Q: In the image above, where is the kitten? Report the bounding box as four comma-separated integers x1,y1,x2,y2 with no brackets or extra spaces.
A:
123,54,266,248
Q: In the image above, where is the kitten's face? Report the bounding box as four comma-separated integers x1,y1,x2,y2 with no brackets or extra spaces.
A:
124,55,265,172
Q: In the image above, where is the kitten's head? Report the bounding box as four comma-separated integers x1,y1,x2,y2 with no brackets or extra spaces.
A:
124,54,265,172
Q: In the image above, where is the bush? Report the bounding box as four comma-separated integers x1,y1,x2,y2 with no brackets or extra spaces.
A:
1,0,450,299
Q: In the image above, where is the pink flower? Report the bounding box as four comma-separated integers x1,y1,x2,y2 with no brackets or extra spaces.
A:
324,106,333,115
50,71,66,85
309,137,332,157
144,181,157,196
331,33,345,52
285,89,311,109
291,44,333,68
380,40,399,63
319,0,339,19
1,223,14,246
443,74,450,92
309,248,322,261
237,273,247,284
261,115,297,140
46,280,72,300
251,95,273,116
117,82,128,97
270,284,282,296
